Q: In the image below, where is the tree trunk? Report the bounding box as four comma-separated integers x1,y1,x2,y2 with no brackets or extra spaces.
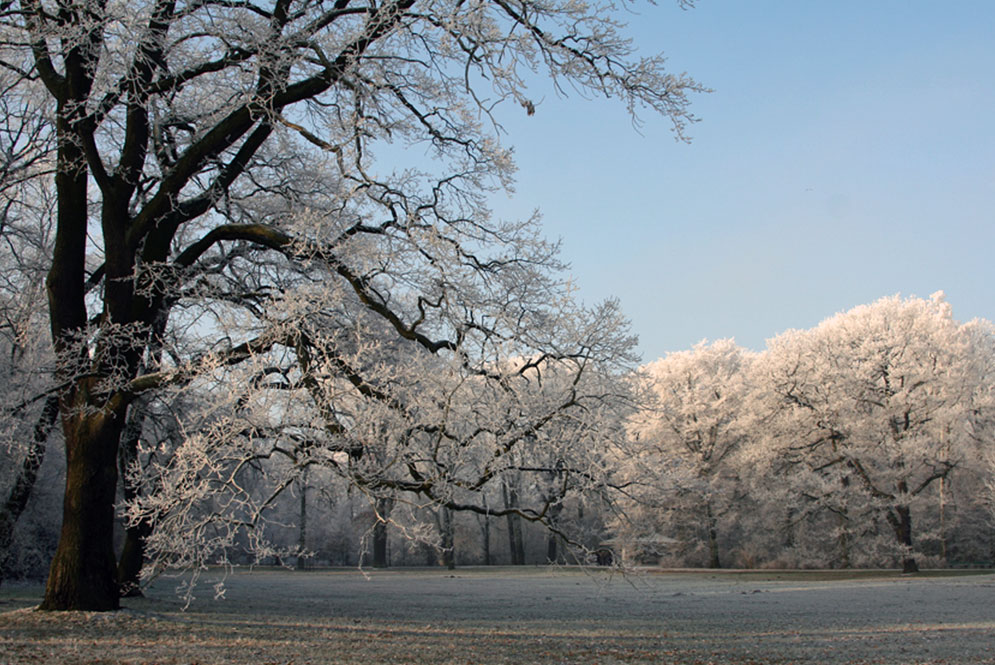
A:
705,501,721,569
438,506,455,570
0,397,58,590
41,408,124,611
115,522,151,597
894,504,918,573
546,501,563,564
884,479,918,574
502,479,525,565
479,494,492,566
372,496,393,568
42,85,127,610
296,467,309,571
938,476,948,564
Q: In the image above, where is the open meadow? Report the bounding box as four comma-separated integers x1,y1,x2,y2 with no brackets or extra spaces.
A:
1,567,994,664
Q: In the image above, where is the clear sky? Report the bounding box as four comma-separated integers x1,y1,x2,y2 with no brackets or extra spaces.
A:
486,1,995,363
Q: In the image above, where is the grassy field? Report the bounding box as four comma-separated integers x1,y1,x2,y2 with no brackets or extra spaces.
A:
2,567,994,664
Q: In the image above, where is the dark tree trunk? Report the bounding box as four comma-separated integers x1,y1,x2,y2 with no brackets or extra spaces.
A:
0,397,59,589
43,89,127,609
893,504,918,573
372,497,393,568
41,408,125,611
885,479,918,574
115,522,151,597
502,479,525,565
116,301,173,594
705,501,721,569
481,518,492,566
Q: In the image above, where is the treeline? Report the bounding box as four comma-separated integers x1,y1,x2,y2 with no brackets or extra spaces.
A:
618,293,995,572
4,293,992,580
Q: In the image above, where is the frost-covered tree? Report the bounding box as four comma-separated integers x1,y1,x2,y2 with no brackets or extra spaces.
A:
0,0,702,609
127,319,639,591
756,294,985,572
620,339,754,567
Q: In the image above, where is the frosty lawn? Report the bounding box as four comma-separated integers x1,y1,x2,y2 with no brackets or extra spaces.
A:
2,567,994,664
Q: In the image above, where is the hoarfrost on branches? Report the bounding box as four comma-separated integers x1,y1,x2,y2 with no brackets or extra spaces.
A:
618,339,755,568
752,293,989,572
1,0,702,609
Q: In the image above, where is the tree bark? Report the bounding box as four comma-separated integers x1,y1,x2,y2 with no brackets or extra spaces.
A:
40,408,124,611
836,476,852,568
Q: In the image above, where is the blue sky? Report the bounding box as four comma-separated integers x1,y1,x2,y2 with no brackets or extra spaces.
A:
486,1,995,362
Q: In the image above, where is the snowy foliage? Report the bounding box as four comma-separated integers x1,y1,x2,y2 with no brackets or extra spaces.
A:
617,295,995,570
618,339,755,566
751,294,987,570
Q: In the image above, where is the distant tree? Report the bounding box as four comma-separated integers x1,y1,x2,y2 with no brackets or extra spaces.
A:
622,339,754,567
0,0,703,610
757,294,985,572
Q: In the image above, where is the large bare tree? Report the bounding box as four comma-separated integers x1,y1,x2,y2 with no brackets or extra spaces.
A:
0,0,702,610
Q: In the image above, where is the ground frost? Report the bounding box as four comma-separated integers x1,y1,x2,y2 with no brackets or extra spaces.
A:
1,568,993,664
